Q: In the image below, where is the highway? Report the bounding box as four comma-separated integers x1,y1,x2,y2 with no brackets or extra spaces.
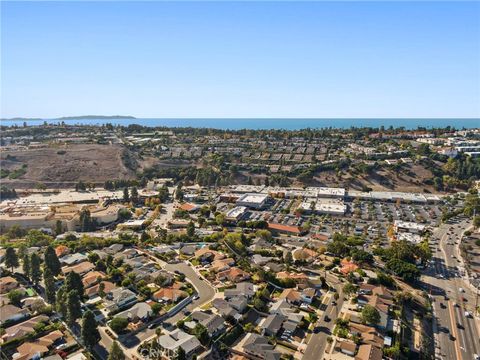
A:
424,220,480,360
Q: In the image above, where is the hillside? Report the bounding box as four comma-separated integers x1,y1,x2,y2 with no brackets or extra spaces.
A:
1,144,139,188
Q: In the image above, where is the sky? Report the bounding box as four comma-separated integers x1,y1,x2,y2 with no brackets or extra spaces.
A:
1,1,479,119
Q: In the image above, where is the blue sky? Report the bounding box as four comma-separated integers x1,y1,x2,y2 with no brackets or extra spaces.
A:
1,1,479,118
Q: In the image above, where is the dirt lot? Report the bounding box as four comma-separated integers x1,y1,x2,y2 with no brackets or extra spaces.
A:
1,144,139,188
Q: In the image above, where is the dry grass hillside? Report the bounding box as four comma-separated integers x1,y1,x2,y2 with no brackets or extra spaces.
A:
1,144,139,188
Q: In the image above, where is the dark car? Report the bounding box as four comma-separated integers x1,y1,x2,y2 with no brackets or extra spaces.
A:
449,334,456,341
324,315,331,322
456,323,464,330
440,303,446,309
313,327,321,333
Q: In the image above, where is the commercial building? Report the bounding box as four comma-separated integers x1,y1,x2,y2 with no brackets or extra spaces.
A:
225,206,247,221
393,220,426,234
298,200,347,216
236,193,269,209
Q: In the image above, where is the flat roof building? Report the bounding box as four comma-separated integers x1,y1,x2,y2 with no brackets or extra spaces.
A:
225,206,247,221
236,193,269,209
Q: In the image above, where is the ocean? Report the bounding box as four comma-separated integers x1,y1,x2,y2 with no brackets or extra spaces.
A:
1,118,479,130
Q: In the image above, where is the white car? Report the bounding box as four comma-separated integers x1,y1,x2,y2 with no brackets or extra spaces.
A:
465,311,472,318
459,288,465,293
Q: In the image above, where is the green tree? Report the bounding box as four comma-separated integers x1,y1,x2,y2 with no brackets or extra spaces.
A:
151,302,163,315
284,252,293,266
65,271,84,298
7,289,23,307
55,220,64,235
23,254,31,281
175,347,186,360
130,186,139,203
175,183,184,201
44,267,56,304
44,246,62,276
474,215,480,229
108,341,125,360
123,187,130,202
187,221,195,238
110,317,129,333
4,247,19,272
81,310,101,350
79,209,93,232
361,305,381,325
56,287,67,316
98,282,106,298
158,184,169,203
343,283,356,297
30,253,42,285
66,290,82,326
194,323,210,346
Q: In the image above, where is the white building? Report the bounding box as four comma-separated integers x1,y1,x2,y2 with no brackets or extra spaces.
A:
298,200,346,216
236,193,269,209
394,220,426,234
225,206,247,221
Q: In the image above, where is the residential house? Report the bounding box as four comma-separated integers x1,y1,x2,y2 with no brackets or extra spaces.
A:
195,247,225,264
14,330,64,360
224,282,256,299
252,254,272,266
276,272,309,286
261,314,285,337
105,243,124,255
292,248,318,262
180,245,196,256
241,333,281,360
216,267,250,283
104,288,137,313
279,289,301,305
59,253,87,266
82,271,106,288
0,276,19,294
355,344,383,360
2,315,49,342
190,311,225,337
157,329,202,360
115,302,152,322
0,305,29,324
211,258,235,272
340,258,359,275
62,261,95,275
152,287,187,303
336,341,357,356
85,281,116,299
300,288,317,304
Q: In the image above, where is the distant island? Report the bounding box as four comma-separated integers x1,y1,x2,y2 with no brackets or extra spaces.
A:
1,115,136,121
56,115,136,120
1,117,43,121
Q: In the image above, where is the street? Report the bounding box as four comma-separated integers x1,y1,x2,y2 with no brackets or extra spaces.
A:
423,220,480,360
302,272,344,360
113,257,216,356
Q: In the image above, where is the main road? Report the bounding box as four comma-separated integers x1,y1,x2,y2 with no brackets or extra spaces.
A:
424,220,480,360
